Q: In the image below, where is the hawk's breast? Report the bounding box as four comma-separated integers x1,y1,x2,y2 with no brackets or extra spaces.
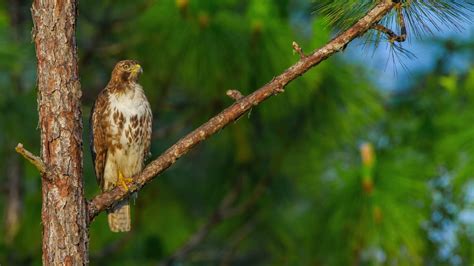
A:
106,83,151,177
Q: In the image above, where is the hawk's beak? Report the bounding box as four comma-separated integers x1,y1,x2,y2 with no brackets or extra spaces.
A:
132,64,143,75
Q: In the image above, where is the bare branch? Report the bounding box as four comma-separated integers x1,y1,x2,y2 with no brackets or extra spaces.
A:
292,41,306,59
370,4,407,43
87,0,396,222
226,90,244,101
15,143,46,174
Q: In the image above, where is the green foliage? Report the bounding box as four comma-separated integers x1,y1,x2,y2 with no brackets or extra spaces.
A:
0,0,473,265
314,0,473,43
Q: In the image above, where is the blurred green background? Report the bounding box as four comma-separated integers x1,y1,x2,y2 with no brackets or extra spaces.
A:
1,0,474,265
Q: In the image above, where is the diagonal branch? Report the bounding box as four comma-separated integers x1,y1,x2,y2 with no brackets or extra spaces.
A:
87,0,397,223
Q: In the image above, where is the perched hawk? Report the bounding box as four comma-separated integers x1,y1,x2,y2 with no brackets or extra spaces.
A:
90,60,152,232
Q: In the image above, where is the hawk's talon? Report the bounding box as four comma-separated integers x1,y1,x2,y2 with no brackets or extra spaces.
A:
118,171,133,191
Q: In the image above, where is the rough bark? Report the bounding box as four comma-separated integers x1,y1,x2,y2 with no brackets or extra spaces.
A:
88,0,397,221
31,0,88,265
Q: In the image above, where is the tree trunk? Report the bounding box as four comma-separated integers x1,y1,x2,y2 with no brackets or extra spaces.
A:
31,0,88,265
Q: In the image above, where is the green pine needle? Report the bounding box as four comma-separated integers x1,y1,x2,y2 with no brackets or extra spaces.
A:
313,0,473,42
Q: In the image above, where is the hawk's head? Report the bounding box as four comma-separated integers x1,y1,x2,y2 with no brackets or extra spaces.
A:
111,60,143,83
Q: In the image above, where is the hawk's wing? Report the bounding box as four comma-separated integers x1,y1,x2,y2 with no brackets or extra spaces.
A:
143,106,153,161
90,90,109,190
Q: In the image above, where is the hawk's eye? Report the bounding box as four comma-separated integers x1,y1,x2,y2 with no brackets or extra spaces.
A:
123,64,130,71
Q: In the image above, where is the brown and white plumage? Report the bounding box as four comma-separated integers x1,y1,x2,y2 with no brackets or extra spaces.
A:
90,60,152,232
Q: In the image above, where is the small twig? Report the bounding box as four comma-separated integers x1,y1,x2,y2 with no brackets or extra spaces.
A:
15,143,46,174
226,90,244,101
396,4,407,41
371,24,406,43
370,4,406,43
292,41,306,59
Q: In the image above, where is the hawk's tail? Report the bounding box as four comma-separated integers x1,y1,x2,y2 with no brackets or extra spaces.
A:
108,199,131,232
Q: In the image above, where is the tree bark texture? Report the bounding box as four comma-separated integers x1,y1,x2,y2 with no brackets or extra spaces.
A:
31,0,88,265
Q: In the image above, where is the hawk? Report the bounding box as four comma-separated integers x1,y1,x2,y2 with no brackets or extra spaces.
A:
90,60,152,232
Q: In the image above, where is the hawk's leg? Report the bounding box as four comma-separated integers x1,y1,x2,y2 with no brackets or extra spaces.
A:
117,170,133,191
